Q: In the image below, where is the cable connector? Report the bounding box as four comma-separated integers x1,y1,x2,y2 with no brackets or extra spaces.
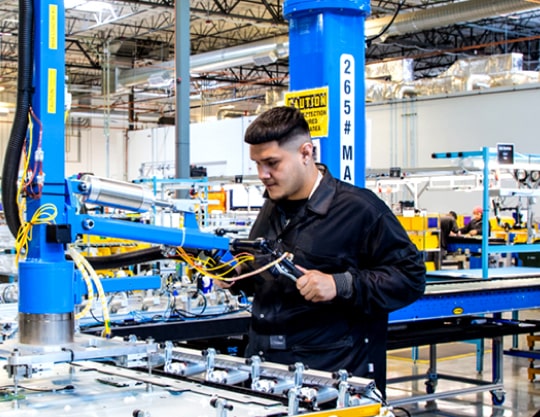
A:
34,148,44,162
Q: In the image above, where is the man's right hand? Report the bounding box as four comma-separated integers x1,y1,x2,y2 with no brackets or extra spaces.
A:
213,278,235,289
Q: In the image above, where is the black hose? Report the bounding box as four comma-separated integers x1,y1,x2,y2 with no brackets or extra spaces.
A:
1,0,34,237
75,246,166,270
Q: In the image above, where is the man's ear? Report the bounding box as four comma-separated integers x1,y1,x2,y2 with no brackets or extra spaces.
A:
300,142,314,162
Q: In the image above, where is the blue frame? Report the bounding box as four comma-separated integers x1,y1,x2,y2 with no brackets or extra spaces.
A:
284,0,370,187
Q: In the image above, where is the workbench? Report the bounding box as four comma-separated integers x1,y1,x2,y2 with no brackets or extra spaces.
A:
86,267,540,407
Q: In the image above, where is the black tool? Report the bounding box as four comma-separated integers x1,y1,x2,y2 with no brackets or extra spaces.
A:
231,238,304,282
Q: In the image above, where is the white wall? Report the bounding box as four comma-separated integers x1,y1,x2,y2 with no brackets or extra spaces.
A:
0,111,127,182
65,126,126,180
367,85,540,169
366,85,540,214
126,117,257,180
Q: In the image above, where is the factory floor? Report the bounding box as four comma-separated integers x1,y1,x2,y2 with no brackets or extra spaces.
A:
385,309,540,417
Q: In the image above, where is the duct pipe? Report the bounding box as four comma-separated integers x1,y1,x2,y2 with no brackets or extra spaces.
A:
189,35,289,72
118,67,173,88
116,1,540,89
190,0,540,72
365,0,540,39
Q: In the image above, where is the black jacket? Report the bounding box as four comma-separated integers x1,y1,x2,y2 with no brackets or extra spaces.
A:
235,170,426,393
460,217,485,235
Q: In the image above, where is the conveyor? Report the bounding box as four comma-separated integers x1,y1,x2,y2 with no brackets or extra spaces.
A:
93,267,540,340
390,267,540,322
388,267,540,406
86,267,540,408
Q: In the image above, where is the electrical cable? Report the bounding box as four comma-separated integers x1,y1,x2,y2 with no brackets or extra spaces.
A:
68,246,95,321
366,0,406,45
175,246,289,283
68,247,111,337
15,203,58,264
393,407,412,417
1,0,34,238
0,384,74,393
24,107,45,199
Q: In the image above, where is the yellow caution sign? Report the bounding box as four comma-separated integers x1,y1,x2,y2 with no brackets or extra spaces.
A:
285,87,329,138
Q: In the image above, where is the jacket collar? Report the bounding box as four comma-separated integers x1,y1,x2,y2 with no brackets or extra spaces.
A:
305,169,337,216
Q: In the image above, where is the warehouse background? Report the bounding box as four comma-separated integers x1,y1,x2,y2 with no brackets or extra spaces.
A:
0,1,540,215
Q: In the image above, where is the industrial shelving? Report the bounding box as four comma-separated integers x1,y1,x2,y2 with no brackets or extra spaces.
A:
432,147,540,278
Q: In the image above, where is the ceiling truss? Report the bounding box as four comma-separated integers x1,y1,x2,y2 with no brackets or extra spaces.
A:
0,0,539,122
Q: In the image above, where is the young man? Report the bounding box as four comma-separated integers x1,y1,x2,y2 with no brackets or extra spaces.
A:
223,106,426,395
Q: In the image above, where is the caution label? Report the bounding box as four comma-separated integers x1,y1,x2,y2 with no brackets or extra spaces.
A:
49,4,58,50
285,87,329,138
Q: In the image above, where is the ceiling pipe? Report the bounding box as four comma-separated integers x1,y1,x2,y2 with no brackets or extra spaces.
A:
115,35,288,88
365,0,540,39
116,1,540,89
189,1,540,71
189,35,289,72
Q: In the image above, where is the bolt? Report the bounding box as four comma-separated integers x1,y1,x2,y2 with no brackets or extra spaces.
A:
82,219,95,230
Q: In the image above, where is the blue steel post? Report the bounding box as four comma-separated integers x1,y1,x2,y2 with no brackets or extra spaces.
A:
18,0,74,344
283,0,370,187
481,146,490,278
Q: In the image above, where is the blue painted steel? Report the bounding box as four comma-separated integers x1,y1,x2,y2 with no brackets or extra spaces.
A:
284,0,370,186
67,213,231,251
284,0,370,13
19,262,74,314
482,146,490,276
19,1,72,315
489,244,540,254
390,284,540,323
431,150,485,159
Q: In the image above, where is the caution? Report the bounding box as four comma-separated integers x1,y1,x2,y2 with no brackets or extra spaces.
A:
285,87,329,138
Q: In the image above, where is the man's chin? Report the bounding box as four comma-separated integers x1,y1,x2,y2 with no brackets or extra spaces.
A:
267,190,285,201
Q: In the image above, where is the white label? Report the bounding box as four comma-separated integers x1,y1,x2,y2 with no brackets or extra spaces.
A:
340,54,355,184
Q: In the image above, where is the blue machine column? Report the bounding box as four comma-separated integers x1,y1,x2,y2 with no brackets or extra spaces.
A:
283,0,370,187
18,0,74,345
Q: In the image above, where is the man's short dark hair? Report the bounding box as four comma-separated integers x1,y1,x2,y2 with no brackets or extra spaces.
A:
244,106,310,145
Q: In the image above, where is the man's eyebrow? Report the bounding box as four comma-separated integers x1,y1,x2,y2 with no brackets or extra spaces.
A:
259,156,278,162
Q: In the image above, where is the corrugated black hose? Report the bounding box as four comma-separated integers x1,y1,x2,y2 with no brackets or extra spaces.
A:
81,246,165,270
1,0,34,238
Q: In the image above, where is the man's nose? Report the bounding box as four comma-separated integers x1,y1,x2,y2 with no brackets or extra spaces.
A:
258,165,270,179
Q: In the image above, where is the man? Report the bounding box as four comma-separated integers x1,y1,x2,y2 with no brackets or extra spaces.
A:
458,206,485,236
222,106,426,395
440,210,459,253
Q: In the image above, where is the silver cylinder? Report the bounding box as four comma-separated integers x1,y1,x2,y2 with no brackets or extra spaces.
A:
79,175,156,212
19,312,74,345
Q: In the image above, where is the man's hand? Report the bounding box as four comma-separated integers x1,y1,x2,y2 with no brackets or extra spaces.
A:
213,278,235,289
295,266,336,302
